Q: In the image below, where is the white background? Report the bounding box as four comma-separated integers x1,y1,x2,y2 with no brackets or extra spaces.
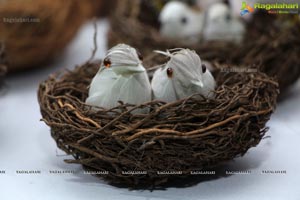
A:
0,19,300,200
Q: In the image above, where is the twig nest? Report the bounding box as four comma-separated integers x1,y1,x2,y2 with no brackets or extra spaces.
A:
38,60,279,188
108,0,300,94
0,0,88,72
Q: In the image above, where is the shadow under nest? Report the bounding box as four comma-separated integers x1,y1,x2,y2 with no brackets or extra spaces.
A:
38,60,278,188
108,0,300,95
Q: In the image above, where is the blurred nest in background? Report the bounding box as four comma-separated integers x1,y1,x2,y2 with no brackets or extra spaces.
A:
38,61,278,188
108,0,300,95
0,0,89,72
0,42,7,88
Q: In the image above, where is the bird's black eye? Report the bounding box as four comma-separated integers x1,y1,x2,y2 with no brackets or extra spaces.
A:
103,58,111,68
167,68,173,78
137,50,143,61
181,16,188,25
225,13,231,21
202,64,207,73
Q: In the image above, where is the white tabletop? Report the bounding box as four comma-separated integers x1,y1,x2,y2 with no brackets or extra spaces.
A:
0,19,299,200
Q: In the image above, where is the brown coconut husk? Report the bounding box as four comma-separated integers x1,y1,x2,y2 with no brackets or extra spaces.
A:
108,0,300,94
38,60,279,188
81,0,117,18
0,42,7,87
0,0,88,72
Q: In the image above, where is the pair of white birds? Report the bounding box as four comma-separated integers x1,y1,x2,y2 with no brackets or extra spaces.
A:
86,44,216,113
159,1,246,43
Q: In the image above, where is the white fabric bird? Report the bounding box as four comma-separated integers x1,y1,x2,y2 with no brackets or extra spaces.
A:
196,0,223,10
159,1,205,43
86,44,151,113
151,49,216,103
203,3,246,43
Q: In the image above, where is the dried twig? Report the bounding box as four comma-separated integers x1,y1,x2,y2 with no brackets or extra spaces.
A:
87,20,98,63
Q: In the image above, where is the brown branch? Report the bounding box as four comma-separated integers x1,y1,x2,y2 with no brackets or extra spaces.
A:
58,99,101,128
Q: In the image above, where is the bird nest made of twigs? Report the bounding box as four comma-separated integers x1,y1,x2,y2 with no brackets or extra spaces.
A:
38,59,279,188
0,0,88,72
108,0,300,94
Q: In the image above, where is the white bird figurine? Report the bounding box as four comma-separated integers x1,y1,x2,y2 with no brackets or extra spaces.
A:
196,0,223,10
159,1,205,43
203,3,246,43
86,44,151,114
151,49,216,103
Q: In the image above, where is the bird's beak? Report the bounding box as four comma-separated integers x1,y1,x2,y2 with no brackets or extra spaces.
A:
192,80,204,88
127,65,146,73
112,64,145,76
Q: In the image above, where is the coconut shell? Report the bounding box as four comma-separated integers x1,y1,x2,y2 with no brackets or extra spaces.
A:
0,42,7,87
108,0,300,95
38,60,279,188
0,0,88,72
81,0,117,18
